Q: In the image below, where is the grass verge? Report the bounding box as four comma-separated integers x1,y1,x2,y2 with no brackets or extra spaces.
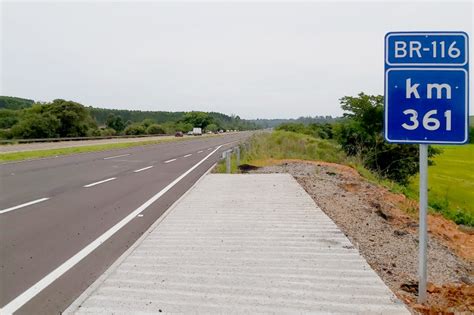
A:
215,131,350,173
0,136,206,163
241,131,347,163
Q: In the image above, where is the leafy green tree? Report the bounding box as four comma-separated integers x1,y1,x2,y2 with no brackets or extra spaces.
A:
206,123,218,132
182,111,214,129
0,109,19,129
335,92,440,185
141,119,156,128
146,124,165,135
175,122,193,132
10,113,60,139
105,114,125,132
44,99,97,137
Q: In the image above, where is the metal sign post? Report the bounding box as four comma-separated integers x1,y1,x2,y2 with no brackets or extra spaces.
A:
384,31,469,303
418,143,428,302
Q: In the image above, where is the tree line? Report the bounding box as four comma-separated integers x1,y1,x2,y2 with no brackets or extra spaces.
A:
0,97,259,139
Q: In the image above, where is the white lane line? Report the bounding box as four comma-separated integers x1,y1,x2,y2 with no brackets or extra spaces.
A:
183,154,192,158
207,148,212,151
103,154,130,160
0,145,222,314
0,198,50,215
164,159,176,164
198,150,203,153
83,177,116,188
133,166,153,173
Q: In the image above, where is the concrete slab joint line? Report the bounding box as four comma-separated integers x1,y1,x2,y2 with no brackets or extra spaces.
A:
67,174,409,314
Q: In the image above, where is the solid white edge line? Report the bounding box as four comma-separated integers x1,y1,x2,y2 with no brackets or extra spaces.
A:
64,162,218,314
103,154,130,160
133,166,153,173
83,177,116,188
0,145,222,315
183,154,192,158
0,198,50,215
164,158,176,164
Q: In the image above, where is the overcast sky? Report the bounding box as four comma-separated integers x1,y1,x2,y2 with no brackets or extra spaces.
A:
1,1,472,119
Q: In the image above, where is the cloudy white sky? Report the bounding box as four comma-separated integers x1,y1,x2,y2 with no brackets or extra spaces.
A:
1,1,472,119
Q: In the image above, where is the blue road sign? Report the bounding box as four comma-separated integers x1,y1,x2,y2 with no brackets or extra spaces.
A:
384,32,469,144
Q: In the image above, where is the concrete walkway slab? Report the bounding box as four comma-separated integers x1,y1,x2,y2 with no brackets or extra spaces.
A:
67,174,408,314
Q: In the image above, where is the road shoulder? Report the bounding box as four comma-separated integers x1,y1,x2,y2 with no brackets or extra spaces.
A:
66,173,408,314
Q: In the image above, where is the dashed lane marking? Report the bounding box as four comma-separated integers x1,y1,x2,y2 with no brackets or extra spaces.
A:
0,198,50,215
133,166,153,173
83,177,117,188
103,154,131,160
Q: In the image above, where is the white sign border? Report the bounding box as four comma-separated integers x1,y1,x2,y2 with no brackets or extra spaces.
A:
385,32,468,67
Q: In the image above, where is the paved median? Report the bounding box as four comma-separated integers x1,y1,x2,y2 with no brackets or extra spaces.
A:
67,174,408,314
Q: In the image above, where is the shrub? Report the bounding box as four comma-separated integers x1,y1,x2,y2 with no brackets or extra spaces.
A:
100,128,117,136
141,118,156,128
0,129,12,139
146,124,165,135
124,124,146,135
87,128,101,137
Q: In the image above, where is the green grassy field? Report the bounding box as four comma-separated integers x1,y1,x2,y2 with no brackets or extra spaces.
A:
409,144,474,226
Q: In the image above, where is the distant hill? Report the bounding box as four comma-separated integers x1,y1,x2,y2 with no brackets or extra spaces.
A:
0,96,34,110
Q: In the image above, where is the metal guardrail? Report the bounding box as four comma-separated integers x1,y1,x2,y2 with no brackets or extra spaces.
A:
221,146,241,173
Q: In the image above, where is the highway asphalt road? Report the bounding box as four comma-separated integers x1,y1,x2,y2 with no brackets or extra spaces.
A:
0,132,251,314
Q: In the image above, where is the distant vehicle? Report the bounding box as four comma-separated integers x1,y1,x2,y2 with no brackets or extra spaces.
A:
218,130,224,133
187,131,193,135
175,131,183,137
193,127,202,136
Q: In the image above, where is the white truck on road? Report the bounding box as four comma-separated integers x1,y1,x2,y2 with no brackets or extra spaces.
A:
193,127,202,136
